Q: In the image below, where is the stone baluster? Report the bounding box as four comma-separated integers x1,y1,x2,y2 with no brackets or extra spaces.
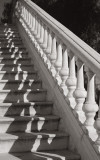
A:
41,26,48,62
60,46,69,96
54,40,62,85
28,11,31,29
94,84,100,152
42,26,48,50
25,9,28,25
24,9,29,33
66,50,76,108
45,30,52,69
23,7,26,20
35,22,44,56
36,19,41,39
27,10,30,27
23,7,26,22
50,34,57,76
31,15,38,46
74,59,87,123
26,11,33,38
29,13,33,30
26,9,28,25
31,14,35,33
38,22,44,44
27,9,30,27
83,69,98,141
34,16,38,37
21,5,24,19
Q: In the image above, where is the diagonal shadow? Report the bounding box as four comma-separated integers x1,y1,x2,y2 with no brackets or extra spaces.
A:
0,24,80,160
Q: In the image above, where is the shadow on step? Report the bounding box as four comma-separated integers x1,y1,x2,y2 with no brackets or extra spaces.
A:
0,25,80,160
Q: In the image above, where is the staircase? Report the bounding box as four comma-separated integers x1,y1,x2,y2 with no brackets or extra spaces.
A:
0,24,80,159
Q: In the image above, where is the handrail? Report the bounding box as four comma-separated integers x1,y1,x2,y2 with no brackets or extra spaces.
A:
15,0,100,158
23,0,100,80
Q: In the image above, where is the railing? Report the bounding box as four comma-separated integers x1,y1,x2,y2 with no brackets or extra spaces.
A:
15,0,100,155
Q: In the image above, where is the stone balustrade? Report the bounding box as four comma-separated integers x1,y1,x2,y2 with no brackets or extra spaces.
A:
15,0,100,155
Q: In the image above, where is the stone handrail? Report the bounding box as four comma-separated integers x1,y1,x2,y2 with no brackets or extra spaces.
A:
15,0,100,157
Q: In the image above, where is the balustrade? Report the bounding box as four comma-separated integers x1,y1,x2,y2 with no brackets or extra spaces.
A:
15,0,100,154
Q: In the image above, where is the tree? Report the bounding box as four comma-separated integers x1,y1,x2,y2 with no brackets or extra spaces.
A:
32,0,100,53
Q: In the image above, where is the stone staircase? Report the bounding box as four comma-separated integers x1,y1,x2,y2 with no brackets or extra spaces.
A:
0,24,80,160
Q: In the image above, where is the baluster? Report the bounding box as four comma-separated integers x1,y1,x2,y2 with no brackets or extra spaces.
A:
60,46,69,96
25,9,28,24
27,10,30,27
28,12,31,28
83,69,98,141
23,8,26,23
66,50,76,108
42,26,48,62
27,10,30,29
50,34,57,76
34,16,38,37
54,40,62,85
94,83,100,152
29,14,35,43
38,23,44,56
45,30,52,69
32,16,38,46
42,26,48,49
28,12,33,38
34,20,41,52
23,7,25,20
36,19,41,39
74,59,87,123
31,14,35,33
24,9,29,33
38,22,44,44
29,13,33,30
21,6,24,19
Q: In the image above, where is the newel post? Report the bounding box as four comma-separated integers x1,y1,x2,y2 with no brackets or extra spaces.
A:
74,59,87,123
83,69,98,141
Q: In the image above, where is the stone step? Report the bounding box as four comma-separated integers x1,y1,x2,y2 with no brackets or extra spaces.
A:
0,79,42,90
0,102,53,116
0,64,34,71
0,39,22,43
0,33,20,37
0,44,24,48
0,46,26,50
0,25,17,29
0,71,38,80
0,51,28,58
0,37,22,41
0,41,23,46
0,57,31,64
0,131,68,153
0,115,60,133
0,41,23,45
0,150,80,160
0,89,47,103
0,34,20,38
